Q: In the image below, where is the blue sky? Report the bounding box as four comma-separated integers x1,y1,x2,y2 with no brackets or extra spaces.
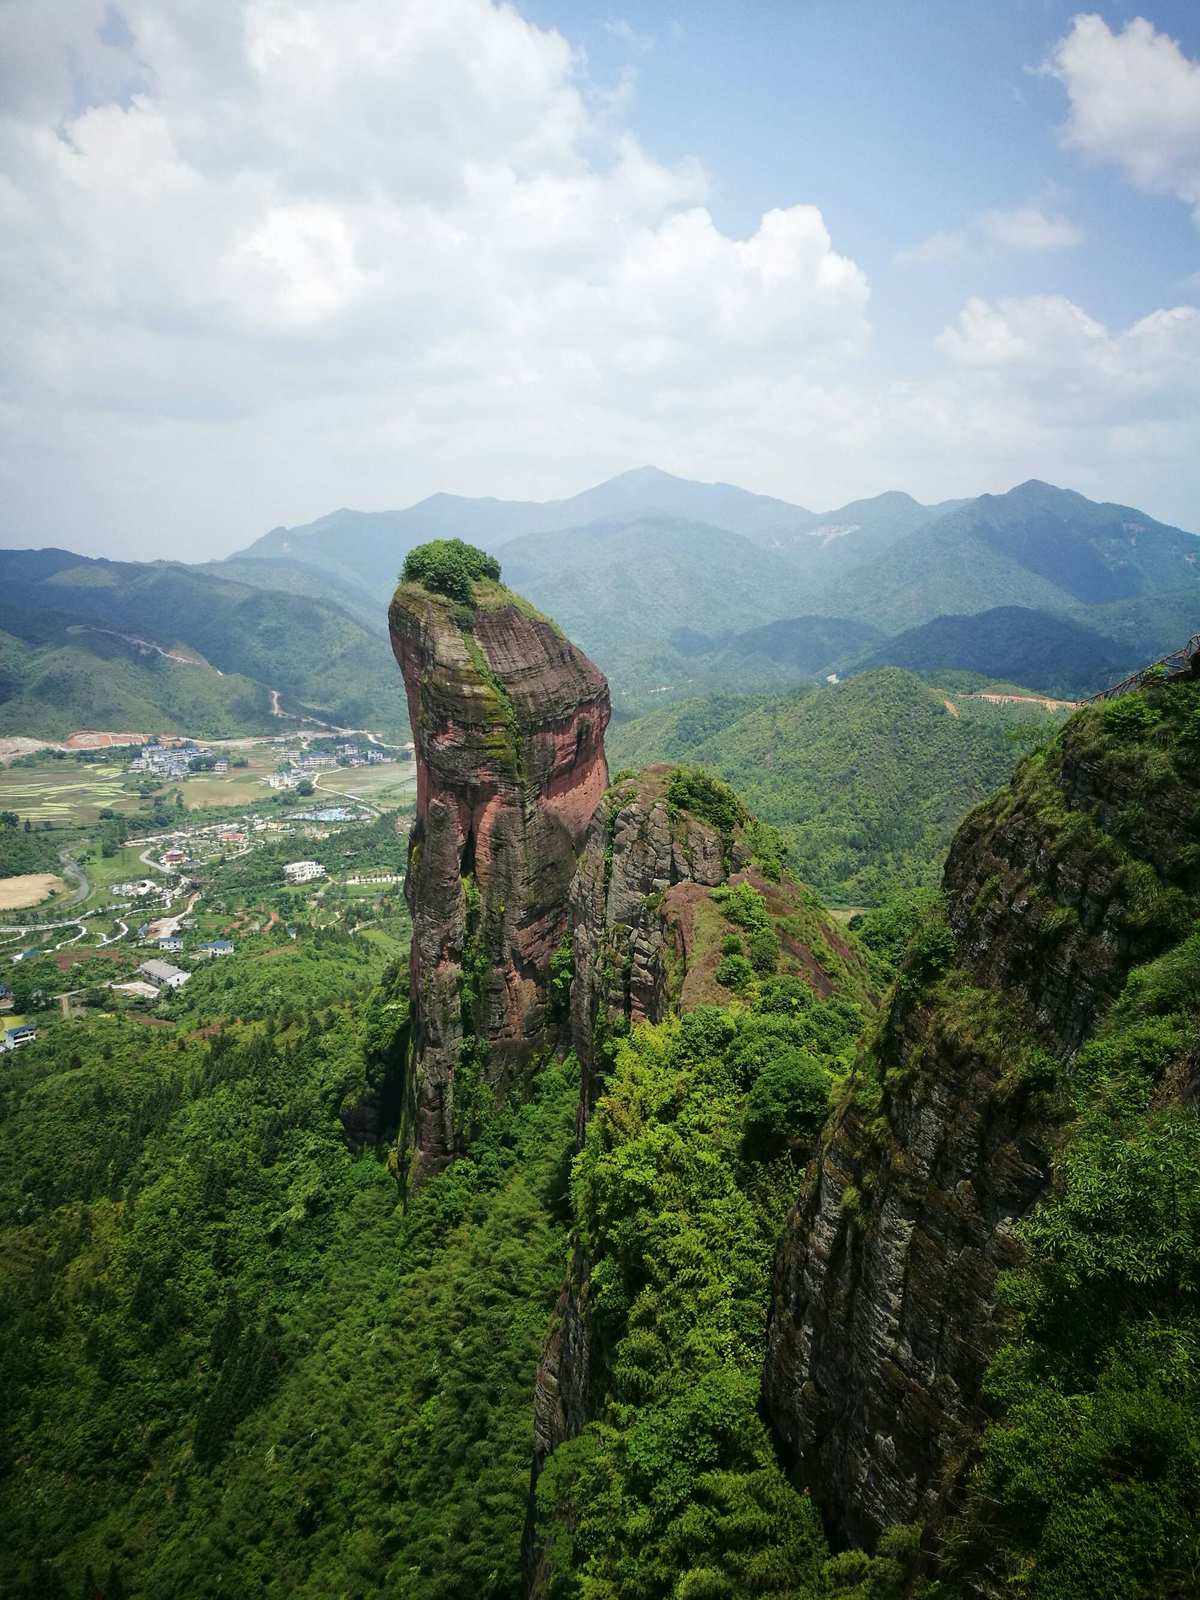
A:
548,1,1200,341
1,2,1198,557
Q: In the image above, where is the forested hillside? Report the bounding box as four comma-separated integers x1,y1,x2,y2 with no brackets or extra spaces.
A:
0,618,276,738
608,668,1067,902
0,970,584,1599
0,551,406,738
854,605,1130,697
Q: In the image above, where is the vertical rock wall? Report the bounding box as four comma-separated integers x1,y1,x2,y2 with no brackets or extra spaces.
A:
389,582,610,1181
763,696,1200,1552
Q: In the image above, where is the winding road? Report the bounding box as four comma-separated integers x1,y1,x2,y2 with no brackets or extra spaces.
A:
58,848,90,907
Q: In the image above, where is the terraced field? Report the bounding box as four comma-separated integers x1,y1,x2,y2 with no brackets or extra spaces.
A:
0,762,138,824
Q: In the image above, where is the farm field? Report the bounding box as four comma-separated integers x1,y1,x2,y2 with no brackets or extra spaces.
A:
177,764,275,808
313,761,417,808
0,873,67,910
0,761,141,824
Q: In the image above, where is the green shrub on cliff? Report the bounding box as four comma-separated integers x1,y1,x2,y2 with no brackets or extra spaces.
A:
536,985,863,1598
402,538,501,603
926,676,1200,1600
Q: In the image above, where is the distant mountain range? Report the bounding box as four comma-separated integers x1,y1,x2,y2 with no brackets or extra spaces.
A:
2,467,1196,739
228,468,1200,709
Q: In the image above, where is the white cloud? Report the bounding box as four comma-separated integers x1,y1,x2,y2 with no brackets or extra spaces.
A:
895,228,969,267
0,0,875,553
979,205,1083,252
0,0,1197,556
898,203,1082,266
1047,14,1200,221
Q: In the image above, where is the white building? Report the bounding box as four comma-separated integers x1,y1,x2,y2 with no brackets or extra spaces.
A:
137,959,190,989
283,860,326,885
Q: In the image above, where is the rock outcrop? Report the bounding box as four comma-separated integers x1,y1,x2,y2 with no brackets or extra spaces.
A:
390,579,609,1181
567,764,728,1129
762,685,1200,1555
526,766,872,1592
567,765,866,1132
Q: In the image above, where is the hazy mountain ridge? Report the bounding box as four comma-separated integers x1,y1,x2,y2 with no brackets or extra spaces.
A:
229,470,1199,710
803,479,1200,631
5,471,1195,737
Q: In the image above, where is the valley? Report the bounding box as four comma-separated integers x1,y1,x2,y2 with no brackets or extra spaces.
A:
3,541,1196,1600
8,7,1200,1596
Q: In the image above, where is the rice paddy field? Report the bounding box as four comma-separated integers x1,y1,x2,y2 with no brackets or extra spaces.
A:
0,761,141,825
312,761,417,809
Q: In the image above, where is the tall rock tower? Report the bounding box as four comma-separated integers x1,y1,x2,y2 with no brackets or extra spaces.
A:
389,559,610,1182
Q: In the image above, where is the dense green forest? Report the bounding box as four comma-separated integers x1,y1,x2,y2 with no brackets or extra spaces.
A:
0,966,581,1599
536,990,910,1599
608,669,1063,902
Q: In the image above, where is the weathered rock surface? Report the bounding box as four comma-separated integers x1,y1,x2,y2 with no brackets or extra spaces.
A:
567,764,728,1129
390,581,609,1181
763,698,1199,1554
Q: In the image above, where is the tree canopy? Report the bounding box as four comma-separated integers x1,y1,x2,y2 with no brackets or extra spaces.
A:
402,539,501,603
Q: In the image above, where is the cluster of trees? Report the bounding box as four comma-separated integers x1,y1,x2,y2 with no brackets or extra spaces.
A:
0,810,59,876
536,988,907,1599
402,539,501,604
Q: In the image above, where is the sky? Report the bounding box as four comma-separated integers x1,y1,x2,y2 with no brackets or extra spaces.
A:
1,1,1199,560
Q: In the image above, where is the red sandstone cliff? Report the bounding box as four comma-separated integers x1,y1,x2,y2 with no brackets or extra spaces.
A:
389,580,610,1182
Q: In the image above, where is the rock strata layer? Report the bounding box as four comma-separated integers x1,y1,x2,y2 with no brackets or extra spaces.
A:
389,582,609,1181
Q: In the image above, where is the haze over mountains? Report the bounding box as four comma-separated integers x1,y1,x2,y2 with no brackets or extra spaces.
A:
2,465,1197,739
233,465,1200,708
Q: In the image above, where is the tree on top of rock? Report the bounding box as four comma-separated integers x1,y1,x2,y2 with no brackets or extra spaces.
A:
402,540,501,603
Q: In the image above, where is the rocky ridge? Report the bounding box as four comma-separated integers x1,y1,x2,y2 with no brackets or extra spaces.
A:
762,669,1200,1560
527,764,872,1592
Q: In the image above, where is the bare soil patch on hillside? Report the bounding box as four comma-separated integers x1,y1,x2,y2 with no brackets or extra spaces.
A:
0,873,66,910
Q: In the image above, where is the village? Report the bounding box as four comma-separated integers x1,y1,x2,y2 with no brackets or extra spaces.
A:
0,730,418,1050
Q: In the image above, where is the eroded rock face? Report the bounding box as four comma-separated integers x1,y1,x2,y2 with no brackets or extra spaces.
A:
390,583,609,1181
762,703,1197,1554
567,764,728,1131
